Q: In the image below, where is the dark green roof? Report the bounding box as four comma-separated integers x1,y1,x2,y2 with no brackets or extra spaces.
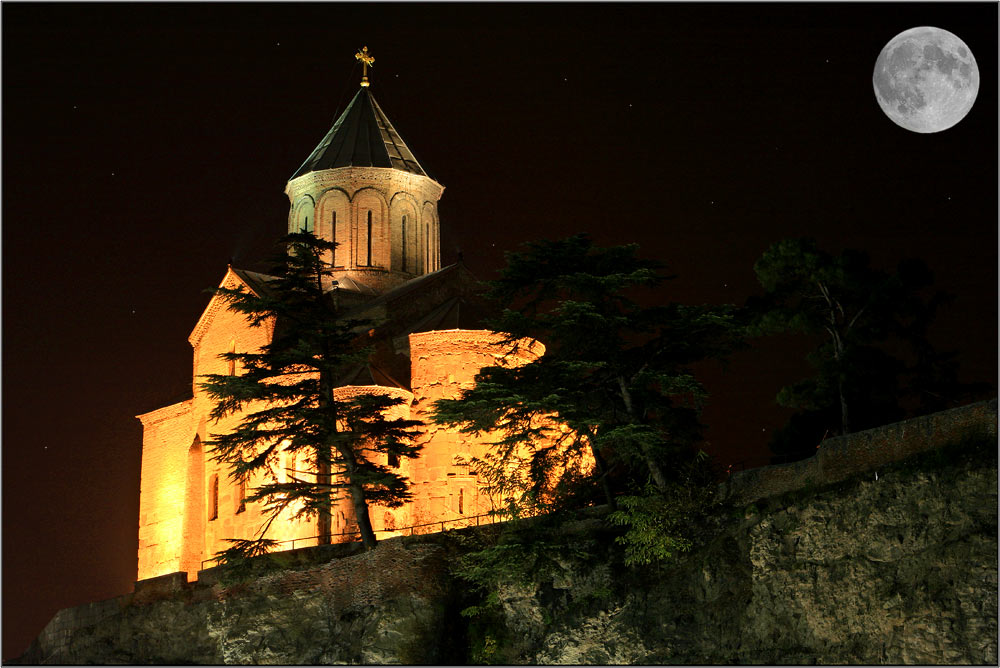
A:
290,88,428,180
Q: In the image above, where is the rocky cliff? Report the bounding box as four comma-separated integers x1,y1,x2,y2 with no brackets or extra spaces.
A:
485,443,997,664
19,400,997,664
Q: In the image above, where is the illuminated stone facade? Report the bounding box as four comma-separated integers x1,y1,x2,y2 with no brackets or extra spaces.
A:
135,84,577,583
137,298,545,582
285,165,443,293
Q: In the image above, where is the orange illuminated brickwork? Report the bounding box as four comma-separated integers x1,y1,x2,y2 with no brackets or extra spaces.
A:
136,303,567,582
285,166,443,293
135,77,589,584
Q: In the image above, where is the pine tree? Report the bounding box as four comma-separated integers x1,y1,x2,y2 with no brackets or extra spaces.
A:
200,232,422,555
430,235,741,518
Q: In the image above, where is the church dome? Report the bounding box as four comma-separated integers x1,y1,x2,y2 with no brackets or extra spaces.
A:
290,87,429,180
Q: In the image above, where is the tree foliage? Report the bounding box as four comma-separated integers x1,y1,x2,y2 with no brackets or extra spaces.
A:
431,235,742,524
200,232,422,555
747,237,979,460
606,449,716,566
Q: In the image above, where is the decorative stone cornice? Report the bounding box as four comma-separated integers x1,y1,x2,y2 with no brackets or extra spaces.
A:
334,384,415,405
409,329,545,366
285,166,444,204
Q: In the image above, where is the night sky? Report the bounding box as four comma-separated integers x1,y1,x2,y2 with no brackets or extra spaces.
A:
3,3,996,659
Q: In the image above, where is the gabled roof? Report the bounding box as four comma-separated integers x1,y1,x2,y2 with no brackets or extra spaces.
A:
290,87,428,180
342,262,466,317
189,266,270,348
230,267,278,298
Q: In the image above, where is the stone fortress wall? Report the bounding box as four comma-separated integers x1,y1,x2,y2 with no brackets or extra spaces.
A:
721,397,997,506
22,397,997,665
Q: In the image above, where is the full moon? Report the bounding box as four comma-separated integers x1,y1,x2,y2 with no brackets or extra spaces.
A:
873,26,979,133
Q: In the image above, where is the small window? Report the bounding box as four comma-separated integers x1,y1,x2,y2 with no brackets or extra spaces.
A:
331,211,338,265
366,210,373,266
388,452,400,468
209,474,219,521
458,488,464,515
227,340,236,376
236,476,246,514
401,215,408,272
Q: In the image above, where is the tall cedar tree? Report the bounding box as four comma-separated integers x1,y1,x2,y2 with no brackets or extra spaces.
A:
200,232,422,554
747,237,974,460
430,235,741,515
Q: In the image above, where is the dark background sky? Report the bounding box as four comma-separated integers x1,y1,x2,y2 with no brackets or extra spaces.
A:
3,2,996,659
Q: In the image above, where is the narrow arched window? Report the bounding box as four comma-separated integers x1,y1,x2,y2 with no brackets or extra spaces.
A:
366,210,373,266
424,223,430,272
401,215,407,272
331,211,338,265
458,488,464,515
227,339,236,376
236,476,246,514
209,473,219,521
304,215,312,233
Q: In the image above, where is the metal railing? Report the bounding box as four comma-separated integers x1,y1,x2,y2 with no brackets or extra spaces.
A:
200,510,505,572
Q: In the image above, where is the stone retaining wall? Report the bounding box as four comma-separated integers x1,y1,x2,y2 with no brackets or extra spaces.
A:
721,398,997,506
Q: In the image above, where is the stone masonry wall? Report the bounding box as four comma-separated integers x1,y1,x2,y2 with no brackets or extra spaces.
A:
23,401,998,665
407,330,544,527
136,400,197,580
284,166,444,291
721,398,998,506
20,539,457,665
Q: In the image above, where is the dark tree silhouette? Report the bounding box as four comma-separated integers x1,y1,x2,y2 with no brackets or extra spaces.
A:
200,232,422,556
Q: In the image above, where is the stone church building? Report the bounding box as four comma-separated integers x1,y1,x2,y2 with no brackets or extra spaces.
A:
136,69,563,583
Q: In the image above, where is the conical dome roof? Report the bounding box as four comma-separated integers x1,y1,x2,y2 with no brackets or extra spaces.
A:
290,88,428,179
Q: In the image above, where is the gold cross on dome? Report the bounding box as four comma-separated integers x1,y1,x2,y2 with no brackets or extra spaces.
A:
355,46,375,87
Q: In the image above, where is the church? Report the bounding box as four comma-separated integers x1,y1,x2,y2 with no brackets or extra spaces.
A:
135,50,574,583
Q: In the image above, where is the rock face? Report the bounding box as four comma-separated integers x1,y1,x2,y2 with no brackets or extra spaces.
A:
513,455,997,665
20,540,460,665
20,402,998,665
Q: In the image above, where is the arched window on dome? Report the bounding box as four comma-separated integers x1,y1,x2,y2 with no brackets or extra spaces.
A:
318,190,349,268
401,215,408,272
424,222,430,273
416,220,424,274
293,198,315,235
331,211,338,265
366,210,373,266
